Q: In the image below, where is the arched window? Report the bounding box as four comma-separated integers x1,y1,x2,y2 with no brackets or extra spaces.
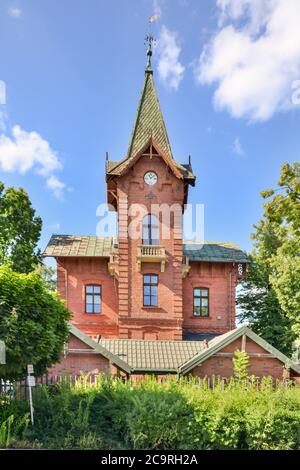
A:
142,214,159,245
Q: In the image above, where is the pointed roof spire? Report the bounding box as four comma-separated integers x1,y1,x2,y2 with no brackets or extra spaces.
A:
126,37,173,160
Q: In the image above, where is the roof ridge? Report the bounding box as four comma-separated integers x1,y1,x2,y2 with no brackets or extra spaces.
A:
51,234,113,239
100,339,205,345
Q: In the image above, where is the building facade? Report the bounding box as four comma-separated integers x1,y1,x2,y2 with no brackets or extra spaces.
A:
44,47,300,381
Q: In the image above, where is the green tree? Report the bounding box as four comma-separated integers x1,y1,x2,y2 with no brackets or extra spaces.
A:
238,162,299,355
237,256,295,356
254,162,300,338
0,182,42,273
35,264,57,292
0,265,71,380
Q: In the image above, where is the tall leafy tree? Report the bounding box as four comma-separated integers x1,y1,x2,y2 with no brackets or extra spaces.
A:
35,264,57,292
257,162,300,338
0,265,71,380
237,255,295,356
238,162,300,353
0,181,42,273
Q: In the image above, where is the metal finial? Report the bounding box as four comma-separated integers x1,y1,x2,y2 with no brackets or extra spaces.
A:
144,34,156,73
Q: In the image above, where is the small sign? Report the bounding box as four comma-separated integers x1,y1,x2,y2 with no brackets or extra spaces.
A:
27,376,36,387
27,364,34,374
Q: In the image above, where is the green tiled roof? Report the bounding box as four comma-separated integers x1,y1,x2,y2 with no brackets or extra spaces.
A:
106,66,195,184
106,157,195,182
70,325,300,375
128,71,173,161
183,241,249,263
180,326,300,376
43,236,248,263
99,339,207,372
43,235,113,258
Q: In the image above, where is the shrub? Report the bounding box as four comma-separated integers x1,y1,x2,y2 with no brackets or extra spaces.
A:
1,375,300,450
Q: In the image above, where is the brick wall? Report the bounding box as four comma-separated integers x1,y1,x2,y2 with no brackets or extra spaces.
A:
116,152,185,340
183,262,238,335
48,334,110,377
57,257,119,338
55,152,241,341
190,337,287,380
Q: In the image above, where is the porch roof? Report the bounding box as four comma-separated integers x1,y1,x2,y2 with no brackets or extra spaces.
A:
99,338,207,372
69,324,300,376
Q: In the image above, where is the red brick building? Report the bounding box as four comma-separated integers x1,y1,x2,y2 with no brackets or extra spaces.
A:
44,47,300,381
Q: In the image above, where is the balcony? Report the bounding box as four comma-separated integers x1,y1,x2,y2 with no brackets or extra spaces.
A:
137,245,167,272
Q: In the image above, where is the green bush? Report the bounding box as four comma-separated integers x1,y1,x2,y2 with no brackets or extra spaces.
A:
1,375,300,450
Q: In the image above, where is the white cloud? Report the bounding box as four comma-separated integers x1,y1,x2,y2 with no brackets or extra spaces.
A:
8,7,22,18
195,0,300,121
233,137,246,157
46,176,66,200
156,26,185,90
0,125,68,199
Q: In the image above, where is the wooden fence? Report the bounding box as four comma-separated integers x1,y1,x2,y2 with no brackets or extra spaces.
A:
0,373,295,400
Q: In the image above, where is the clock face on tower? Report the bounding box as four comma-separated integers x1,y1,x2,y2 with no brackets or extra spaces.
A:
144,171,158,186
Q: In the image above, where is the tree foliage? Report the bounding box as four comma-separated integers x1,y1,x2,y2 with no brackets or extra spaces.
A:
254,162,300,338
238,162,299,353
0,265,71,380
233,350,250,381
34,264,57,292
0,182,42,273
237,255,296,356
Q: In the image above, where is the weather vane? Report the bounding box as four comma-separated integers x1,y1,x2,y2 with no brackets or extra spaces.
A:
144,14,158,69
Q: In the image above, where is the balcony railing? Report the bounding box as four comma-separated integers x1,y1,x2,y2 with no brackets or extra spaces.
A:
137,245,167,272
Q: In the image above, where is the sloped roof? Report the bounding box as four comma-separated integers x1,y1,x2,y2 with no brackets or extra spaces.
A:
106,62,195,185
43,235,113,258
99,338,206,372
184,241,249,263
106,152,195,183
43,235,248,263
69,324,131,374
183,332,221,341
180,326,300,375
68,324,300,376
127,71,173,161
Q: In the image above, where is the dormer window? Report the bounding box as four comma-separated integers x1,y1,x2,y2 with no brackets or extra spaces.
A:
142,214,159,245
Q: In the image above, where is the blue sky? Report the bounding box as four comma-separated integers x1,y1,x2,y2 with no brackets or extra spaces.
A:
0,0,299,261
